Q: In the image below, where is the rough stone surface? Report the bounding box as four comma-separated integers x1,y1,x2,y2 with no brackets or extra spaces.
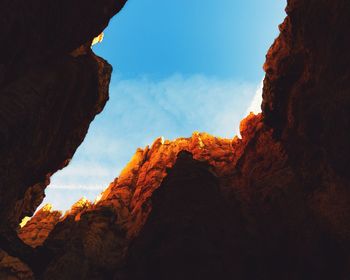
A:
0,0,127,89
18,204,62,249
20,112,350,279
262,0,350,267
2,0,350,279
0,250,34,280
18,132,239,278
0,0,127,277
0,0,127,227
118,151,247,280
263,0,350,184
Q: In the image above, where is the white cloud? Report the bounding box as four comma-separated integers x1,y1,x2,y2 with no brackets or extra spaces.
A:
43,74,260,210
245,79,263,115
50,184,105,190
50,163,121,190
109,74,258,138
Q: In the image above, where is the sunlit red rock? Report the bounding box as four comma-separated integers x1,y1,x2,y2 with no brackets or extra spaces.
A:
2,0,350,279
19,130,241,246
92,33,104,46
96,132,237,237
17,205,62,248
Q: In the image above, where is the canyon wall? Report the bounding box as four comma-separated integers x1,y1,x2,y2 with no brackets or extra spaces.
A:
1,0,350,279
0,0,127,278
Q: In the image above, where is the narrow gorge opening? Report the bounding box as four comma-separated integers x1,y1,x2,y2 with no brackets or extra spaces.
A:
34,0,286,215
3,0,350,278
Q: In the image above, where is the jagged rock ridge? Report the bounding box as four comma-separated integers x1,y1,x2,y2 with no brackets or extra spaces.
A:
19,131,243,278
0,0,127,277
2,0,350,279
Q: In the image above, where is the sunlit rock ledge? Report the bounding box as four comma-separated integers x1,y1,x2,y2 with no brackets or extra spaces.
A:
19,113,263,247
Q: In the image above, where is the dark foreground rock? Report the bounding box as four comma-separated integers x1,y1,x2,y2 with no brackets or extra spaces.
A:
0,0,127,277
2,0,350,279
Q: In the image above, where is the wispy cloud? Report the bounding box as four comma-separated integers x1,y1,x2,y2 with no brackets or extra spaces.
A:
245,80,263,115
109,74,258,138
44,74,260,210
50,163,120,190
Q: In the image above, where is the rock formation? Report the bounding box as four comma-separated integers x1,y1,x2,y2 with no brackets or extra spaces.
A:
1,0,350,279
0,0,127,277
18,204,62,249
0,250,34,280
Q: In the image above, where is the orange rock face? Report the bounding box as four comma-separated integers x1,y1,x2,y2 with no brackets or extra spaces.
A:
97,130,238,239
17,112,299,279
18,91,350,279
2,0,350,279
19,128,246,245
18,205,62,248
15,116,270,278
19,115,264,240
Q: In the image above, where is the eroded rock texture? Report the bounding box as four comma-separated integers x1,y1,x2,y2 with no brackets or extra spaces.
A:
2,0,350,279
118,151,246,280
0,0,127,278
0,250,34,280
18,132,239,278
20,113,350,279
18,204,62,249
263,0,350,243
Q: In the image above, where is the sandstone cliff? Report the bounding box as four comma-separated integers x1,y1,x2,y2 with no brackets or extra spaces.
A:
18,204,62,249
1,0,350,279
0,0,127,277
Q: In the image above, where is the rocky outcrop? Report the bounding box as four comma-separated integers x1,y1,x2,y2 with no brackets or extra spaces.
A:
118,151,247,280
17,132,239,278
0,250,34,280
20,112,350,279
18,204,62,249
0,0,127,89
0,41,111,280
263,0,350,261
263,0,350,204
0,0,127,227
0,0,127,277
117,110,348,279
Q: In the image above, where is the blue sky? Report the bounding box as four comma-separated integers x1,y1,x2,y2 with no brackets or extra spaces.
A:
43,0,286,211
